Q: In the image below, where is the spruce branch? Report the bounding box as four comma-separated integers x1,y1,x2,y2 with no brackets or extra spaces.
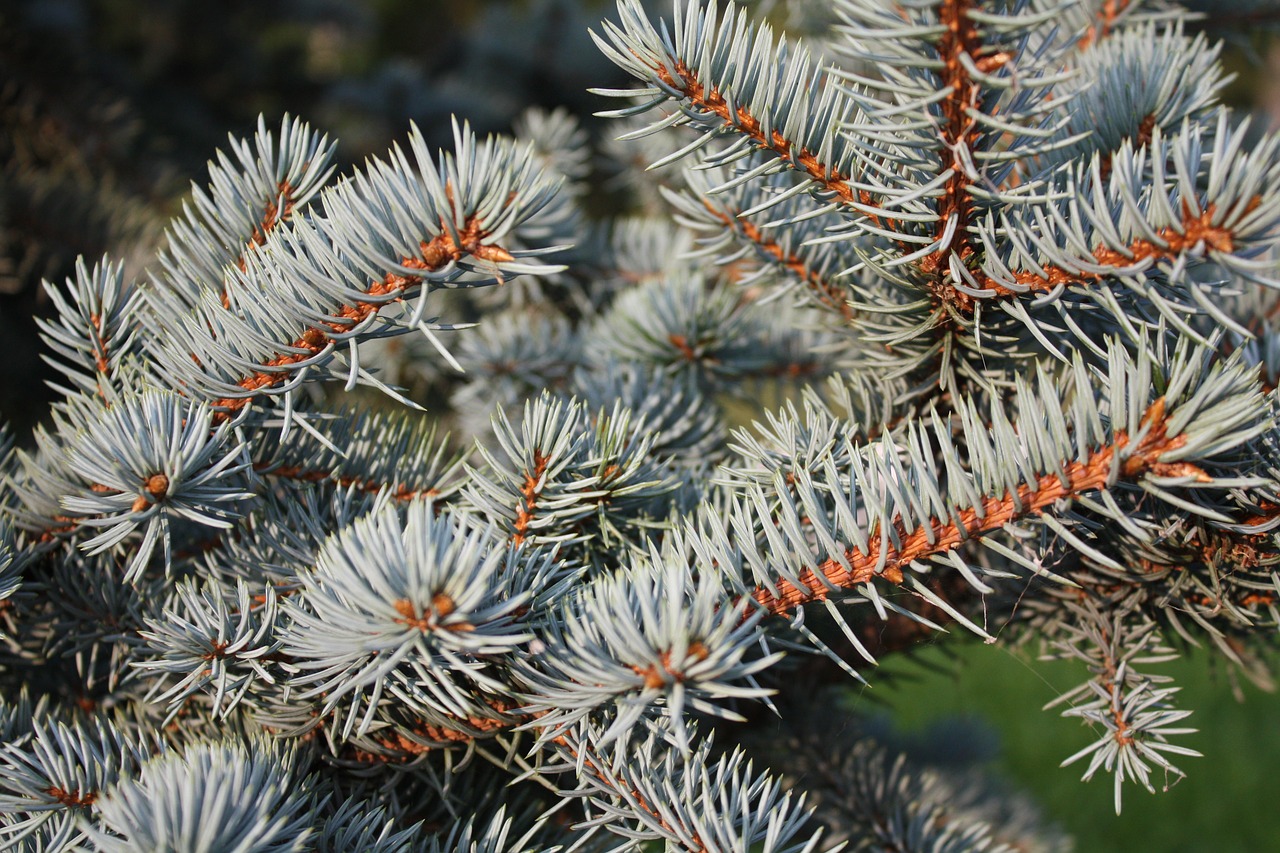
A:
663,168,860,322
984,118,1280,301
726,340,1270,620
278,500,537,741
36,256,144,404
591,0,869,209
253,410,466,504
554,720,827,852
697,200,853,319
1045,602,1201,815
1046,21,1226,174
596,0,1280,370
0,717,140,851
518,551,778,754
154,115,337,311
135,578,285,723
462,394,677,563
6,0,1280,840
204,211,515,419
143,121,565,421
13,389,256,579
82,739,314,853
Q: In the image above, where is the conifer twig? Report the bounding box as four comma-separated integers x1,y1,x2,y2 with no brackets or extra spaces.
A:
210,217,515,421
747,397,1193,617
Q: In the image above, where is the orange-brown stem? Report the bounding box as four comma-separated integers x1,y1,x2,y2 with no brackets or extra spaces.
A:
748,397,1189,617
210,216,512,424
257,463,442,502
700,201,855,321
343,704,519,763
668,334,698,362
222,181,297,309
632,642,710,690
45,786,97,807
979,202,1244,300
919,0,986,311
356,708,708,848
392,595,475,632
513,451,551,546
650,61,883,231
88,313,113,403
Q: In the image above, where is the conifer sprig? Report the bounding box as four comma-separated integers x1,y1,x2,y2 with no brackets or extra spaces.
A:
726,340,1270,621
6,0,1280,845
36,257,143,403
144,120,565,420
154,114,337,311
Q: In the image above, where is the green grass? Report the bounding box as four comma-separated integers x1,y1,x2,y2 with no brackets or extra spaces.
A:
841,641,1280,852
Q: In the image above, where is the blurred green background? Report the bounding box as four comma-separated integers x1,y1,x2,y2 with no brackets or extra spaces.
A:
847,641,1280,852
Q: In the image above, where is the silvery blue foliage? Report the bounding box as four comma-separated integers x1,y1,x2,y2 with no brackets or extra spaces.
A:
281,500,538,739
0,518,24,604
0,718,140,851
5,0,1280,849
83,739,313,852
520,550,778,752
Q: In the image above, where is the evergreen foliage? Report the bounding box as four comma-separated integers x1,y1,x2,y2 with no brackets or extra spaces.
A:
4,0,1280,849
